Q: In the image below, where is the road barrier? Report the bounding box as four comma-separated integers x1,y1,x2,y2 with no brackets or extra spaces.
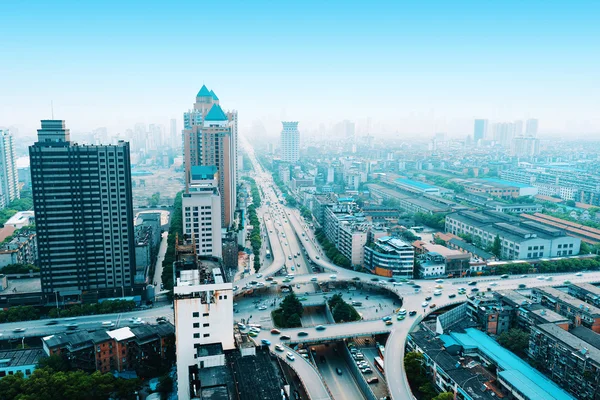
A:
339,342,378,400
280,344,334,400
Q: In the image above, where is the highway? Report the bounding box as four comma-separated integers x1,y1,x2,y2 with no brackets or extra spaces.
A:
240,140,600,400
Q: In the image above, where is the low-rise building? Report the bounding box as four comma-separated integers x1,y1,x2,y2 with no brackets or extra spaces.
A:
568,282,600,308
446,210,581,260
364,236,414,277
0,228,37,268
418,243,470,278
0,349,43,379
532,286,600,332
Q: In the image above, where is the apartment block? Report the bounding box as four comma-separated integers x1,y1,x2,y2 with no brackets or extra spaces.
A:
280,121,300,163
0,228,37,268
29,120,136,303
173,238,233,400
0,130,20,210
568,282,600,309
532,286,600,332
446,210,581,260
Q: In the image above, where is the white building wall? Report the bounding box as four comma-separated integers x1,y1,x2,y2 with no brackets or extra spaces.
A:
182,187,223,258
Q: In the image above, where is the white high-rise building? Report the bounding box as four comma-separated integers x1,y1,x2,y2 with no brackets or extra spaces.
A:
0,130,19,210
182,166,222,258
174,262,233,400
170,118,178,148
526,118,539,137
280,121,300,163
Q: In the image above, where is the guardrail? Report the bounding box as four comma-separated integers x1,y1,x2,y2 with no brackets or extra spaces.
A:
340,342,378,400
286,329,393,345
280,344,334,400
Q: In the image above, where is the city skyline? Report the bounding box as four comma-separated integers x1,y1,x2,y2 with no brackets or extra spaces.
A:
1,1,599,136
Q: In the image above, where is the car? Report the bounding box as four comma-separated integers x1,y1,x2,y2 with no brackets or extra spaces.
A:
45,320,59,325
433,290,442,296
382,316,392,322
409,310,417,316
398,308,407,315
500,274,509,279
261,339,271,346
233,285,239,291
397,314,405,320
430,303,437,309
336,368,343,375
471,288,479,292
399,278,409,283
256,273,263,278
385,320,393,325
367,377,379,384
435,284,443,289
448,293,456,298
311,276,318,282
393,282,403,286
298,331,308,337
290,267,295,271
258,305,267,311
545,276,553,281
371,277,379,282
425,296,432,301
537,276,545,280
66,323,79,330
238,323,247,330
413,284,421,289
249,280,258,285
315,325,326,331
362,368,373,374
520,274,527,278
329,274,337,280
248,331,258,337
280,335,291,340
468,281,477,286
352,301,363,306
422,301,429,307
266,277,273,281
275,344,284,352
576,272,583,276
288,256,292,260
298,297,307,301
518,283,527,289
13,328,26,333
286,352,295,361
435,279,444,283
388,278,396,283
102,321,115,327
315,256,320,259
489,282,498,286
270,280,278,285
257,282,265,287
564,280,572,284
282,278,291,283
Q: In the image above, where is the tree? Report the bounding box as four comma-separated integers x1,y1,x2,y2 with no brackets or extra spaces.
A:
491,235,502,258
285,195,297,207
157,375,174,400
148,192,161,207
328,294,360,323
566,200,576,207
497,328,530,357
580,241,591,255
38,354,70,372
433,393,455,400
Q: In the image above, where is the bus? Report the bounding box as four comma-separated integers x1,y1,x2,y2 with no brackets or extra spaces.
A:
377,344,385,360
265,250,271,259
374,357,384,375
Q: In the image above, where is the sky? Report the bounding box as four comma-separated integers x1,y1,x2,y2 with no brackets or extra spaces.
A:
1,0,599,137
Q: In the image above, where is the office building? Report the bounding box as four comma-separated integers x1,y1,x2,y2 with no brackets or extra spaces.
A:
473,119,487,144
29,120,136,303
446,210,581,260
364,236,414,277
183,86,237,227
525,118,538,136
0,130,20,210
173,239,234,400
280,121,300,163
182,166,222,259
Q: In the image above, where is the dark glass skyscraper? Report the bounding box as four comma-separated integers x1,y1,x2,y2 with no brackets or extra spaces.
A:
30,120,136,302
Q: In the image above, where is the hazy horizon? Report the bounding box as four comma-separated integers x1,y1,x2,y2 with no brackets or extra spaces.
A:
1,1,599,137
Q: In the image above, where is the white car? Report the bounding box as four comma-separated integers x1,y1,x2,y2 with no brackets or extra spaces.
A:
576,272,583,276
537,276,545,280
433,290,442,296
256,273,263,278
421,301,429,307
275,344,284,352
258,305,267,311
286,352,295,361
311,276,318,282
329,274,337,280
489,282,498,286
398,309,407,315
435,279,444,283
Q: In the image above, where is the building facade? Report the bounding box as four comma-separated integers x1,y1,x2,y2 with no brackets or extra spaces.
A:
364,236,414,277
0,130,20,210
29,120,136,302
280,121,299,163
183,86,237,228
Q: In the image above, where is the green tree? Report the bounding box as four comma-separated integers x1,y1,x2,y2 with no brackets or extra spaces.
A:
492,235,502,258
328,294,360,323
38,354,70,372
497,328,530,357
566,200,576,207
148,192,161,207
285,195,297,207
433,392,455,400
580,241,591,255
157,375,174,400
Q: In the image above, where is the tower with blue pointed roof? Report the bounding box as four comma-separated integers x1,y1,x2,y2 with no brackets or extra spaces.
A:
182,85,238,229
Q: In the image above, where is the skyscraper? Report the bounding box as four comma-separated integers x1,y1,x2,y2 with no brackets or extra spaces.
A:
473,119,488,145
170,118,178,148
183,86,237,228
0,130,20,210
526,118,539,137
30,120,136,302
280,121,300,163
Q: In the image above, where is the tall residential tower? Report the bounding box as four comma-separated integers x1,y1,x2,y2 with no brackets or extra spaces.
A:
473,119,488,145
30,120,136,302
280,121,300,163
183,86,237,228
0,130,20,209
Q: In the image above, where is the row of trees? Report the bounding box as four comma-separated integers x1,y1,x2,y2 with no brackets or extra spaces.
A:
314,229,351,268
247,204,262,272
0,357,140,400
0,263,39,274
242,177,262,208
48,300,136,318
161,192,183,293
491,256,600,275
0,190,34,227
328,294,360,323
413,212,447,231
272,292,304,328
404,351,453,400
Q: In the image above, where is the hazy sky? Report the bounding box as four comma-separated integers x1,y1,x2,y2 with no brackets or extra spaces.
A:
1,1,599,137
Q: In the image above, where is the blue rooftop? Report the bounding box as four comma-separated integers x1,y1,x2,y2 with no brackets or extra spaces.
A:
197,85,211,97
205,104,228,121
450,328,575,400
481,178,533,189
395,178,437,191
210,90,219,101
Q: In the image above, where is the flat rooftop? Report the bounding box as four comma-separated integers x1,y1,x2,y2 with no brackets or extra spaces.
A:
2,278,41,294
422,243,470,260
0,348,44,367
535,286,600,316
537,323,600,364
228,348,283,400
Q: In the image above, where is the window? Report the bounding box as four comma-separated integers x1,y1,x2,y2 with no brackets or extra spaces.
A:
203,333,210,338
193,312,199,318
193,323,200,328
202,313,209,317
558,244,562,249
193,333,200,338
203,323,209,327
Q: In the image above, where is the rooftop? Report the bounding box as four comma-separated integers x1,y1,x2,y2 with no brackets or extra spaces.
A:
0,348,44,368
204,104,228,121
535,286,600,316
107,327,135,342
228,348,283,400
481,178,533,189
570,282,600,297
536,323,600,364
570,326,600,350
394,178,438,191
448,238,495,260
197,85,212,97
422,243,470,260
450,328,575,400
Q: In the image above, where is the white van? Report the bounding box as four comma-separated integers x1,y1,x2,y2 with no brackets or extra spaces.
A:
329,274,337,280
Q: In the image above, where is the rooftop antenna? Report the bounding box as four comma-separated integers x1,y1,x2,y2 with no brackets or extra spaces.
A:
51,101,54,119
